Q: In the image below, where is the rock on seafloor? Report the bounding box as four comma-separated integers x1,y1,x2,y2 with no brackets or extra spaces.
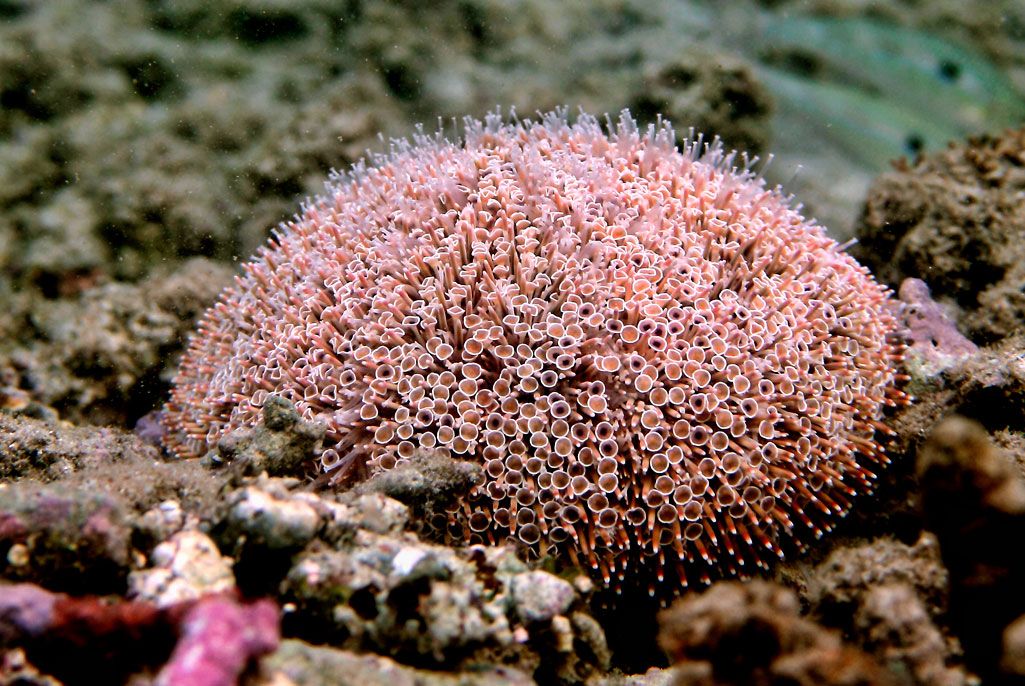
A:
657,580,896,686
855,127,1025,343
0,399,618,684
917,416,1025,684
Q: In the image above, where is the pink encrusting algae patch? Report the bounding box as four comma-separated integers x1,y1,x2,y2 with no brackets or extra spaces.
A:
163,111,906,596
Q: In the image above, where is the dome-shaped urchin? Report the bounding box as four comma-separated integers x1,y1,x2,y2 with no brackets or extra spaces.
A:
163,111,906,596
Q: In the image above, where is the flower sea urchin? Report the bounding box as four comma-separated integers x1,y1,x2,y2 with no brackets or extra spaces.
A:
164,112,905,595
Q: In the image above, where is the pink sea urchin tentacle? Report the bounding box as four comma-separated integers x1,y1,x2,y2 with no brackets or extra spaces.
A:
163,110,906,599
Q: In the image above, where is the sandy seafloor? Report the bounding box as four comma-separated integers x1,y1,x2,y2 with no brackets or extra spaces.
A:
2,1,1025,684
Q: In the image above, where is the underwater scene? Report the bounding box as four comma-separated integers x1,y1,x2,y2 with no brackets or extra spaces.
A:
0,1,1024,684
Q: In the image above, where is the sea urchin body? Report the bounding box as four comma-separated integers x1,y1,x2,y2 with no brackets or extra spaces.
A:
163,111,905,596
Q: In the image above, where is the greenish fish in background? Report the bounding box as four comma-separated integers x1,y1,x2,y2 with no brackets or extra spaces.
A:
749,14,1025,167
705,11,1025,238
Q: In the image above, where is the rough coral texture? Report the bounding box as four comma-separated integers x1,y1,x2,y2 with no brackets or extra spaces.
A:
657,579,895,686
807,535,949,625
164,111,905,597
855,127,1025,343
0,410,163,483
917,416,1025,684
950,334,1025,435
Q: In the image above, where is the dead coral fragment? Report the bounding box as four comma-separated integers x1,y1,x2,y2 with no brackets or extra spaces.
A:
165,110,905,595
280,494,609,680
128,531,236,607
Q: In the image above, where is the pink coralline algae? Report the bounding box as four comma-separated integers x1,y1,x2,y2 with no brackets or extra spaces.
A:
0,584,278,685
164,112,906,595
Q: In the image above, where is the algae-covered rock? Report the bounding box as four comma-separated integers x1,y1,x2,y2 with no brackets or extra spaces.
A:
0,481,133,593
0,258,233,426
213,396,326,478
357,449,481,538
